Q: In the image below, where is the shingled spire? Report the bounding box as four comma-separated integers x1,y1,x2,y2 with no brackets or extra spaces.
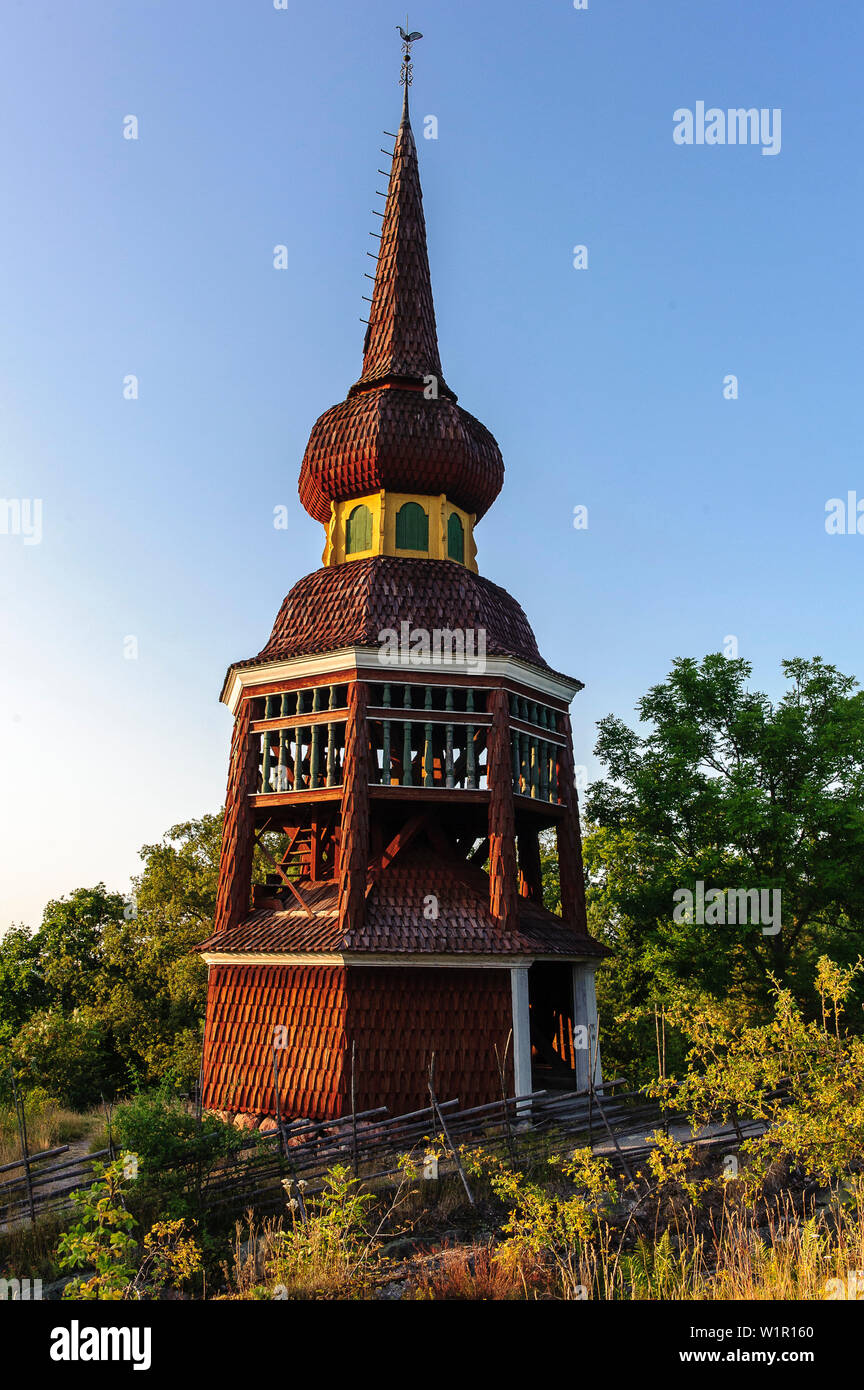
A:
353,85,447,395
299,61,505,527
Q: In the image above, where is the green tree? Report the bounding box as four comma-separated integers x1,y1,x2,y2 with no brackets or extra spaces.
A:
35,885,128,1011
583,655,864,1080
3,888,130,1104
0,924,45,1046
12,1005,123,1110
2,816,224,1105
106,813,224,1086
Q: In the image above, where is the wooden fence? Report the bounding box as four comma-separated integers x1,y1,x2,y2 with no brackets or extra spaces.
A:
1,1074,772,1233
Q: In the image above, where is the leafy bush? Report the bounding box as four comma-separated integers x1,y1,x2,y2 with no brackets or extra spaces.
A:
111,1085,246,1211
464,1147,617,1299
57,1158,202,1300
649,956,864,1184
5,1007,127,1111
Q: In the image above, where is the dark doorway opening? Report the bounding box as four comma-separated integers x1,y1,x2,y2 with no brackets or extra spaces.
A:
528,963,578,1092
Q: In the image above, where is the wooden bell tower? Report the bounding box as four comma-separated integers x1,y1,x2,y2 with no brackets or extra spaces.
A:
200,51,608,1123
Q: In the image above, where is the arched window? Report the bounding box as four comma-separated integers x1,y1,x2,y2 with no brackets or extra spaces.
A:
345,503,372,555
395,501,428,552
447,512,465,563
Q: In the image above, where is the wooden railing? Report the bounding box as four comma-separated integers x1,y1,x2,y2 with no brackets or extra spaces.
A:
253,682,566,802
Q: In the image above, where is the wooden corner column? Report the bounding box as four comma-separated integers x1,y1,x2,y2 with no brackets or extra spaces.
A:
337,679,370,938
556,712,588,934
487,687,518,931
213,698,258,936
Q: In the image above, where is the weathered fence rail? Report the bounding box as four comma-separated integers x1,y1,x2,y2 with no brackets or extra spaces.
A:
198,1079,665,1217
0,1146,111,1231
1,1074,782,1233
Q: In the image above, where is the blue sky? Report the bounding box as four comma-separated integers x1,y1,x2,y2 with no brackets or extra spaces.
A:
1,0,861,930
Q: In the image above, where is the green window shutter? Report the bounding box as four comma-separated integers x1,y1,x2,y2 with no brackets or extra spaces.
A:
447,512,465,563
395,501,429,552
346,504,372,554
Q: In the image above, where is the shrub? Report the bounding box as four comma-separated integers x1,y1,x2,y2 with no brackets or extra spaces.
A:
56,1158,202,1300
111,1085,245,1211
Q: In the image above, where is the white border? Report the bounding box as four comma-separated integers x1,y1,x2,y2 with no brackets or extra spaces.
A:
222,646,583,714
201,949,602,968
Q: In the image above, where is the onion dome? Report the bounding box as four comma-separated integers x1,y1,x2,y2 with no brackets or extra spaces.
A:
298,89,504,525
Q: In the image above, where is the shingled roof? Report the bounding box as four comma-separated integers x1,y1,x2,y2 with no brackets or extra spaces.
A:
230,555,553,672
298,388,504,524
199,844,609,960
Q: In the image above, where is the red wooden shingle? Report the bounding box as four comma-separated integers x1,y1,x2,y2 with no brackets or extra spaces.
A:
201,963,348,1118
200,960,513,1119
345,966,514,1115
298,389,504,525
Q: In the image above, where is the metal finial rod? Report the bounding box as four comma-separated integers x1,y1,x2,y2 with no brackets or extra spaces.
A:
396,19,423,88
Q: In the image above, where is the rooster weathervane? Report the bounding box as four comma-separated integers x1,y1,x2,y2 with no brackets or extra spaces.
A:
397,20,423,87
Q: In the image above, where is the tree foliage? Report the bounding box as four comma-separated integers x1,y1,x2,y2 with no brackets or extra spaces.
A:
0,816,223,1106
583,655,864,1081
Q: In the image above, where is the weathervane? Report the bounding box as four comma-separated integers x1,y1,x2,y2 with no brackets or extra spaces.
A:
397,20,423,87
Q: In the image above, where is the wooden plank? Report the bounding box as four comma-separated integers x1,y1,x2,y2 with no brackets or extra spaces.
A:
365,812,429,897
509,715,566,745
367,706,492,728
251,789,343,808
252,708,348,732
368,785,488,804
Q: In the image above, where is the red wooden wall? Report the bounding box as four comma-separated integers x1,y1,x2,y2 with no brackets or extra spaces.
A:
201,963,348,1119
200,962,513,1121
345,966,513,1116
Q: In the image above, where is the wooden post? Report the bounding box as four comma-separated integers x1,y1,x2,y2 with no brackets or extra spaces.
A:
213,698,258,936
337,680,370,941
494,1032,516,1167
423,721,434,786
350,1040,359,1178
466,723,476,788
428,1055,475,1207
572,963,602,1090
509,969,532,1110
310,723,320,788
326,721,336,786
382,719,391,785
9,1068,35,1227
487,689,518,931
556,711,588,934
272,1041,285,1157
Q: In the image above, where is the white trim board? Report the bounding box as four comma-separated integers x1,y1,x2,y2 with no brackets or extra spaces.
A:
201,951,601,969
221,647,583,715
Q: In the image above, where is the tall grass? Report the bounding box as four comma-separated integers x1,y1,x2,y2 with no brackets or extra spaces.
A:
0,1093,102,1167
414,1192,864,1301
